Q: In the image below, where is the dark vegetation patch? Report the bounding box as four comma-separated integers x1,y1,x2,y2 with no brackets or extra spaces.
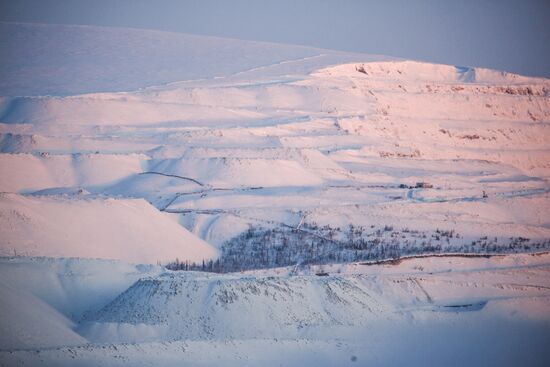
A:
166,223,550,273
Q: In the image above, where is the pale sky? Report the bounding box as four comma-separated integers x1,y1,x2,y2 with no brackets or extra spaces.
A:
1,0,549,77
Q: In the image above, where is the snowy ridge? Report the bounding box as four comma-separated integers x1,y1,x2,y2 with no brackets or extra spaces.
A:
0,22,549,365
79,252,550,344
1,253,550,364
80,272,387,342
0,22,378,96
1,22,549,266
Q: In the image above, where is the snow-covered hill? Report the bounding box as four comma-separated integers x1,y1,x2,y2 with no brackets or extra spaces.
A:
0,22,380,96
0,193,217,263
0,282,87,350
78,253,550,344
1,253,549,365
0,21,549,365
80,272,388,342
1,22,549,266
0,256,163,350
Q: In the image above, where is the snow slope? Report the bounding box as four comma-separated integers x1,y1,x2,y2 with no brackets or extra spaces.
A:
0,282,87,350
80,272,388,342
0,22,379,96
0,22,549,365
1,22,549,265
1,253,549,365
77,253,550,344
0,193,217,263
0,257,164,350
0,257,163,320
0,153,146,192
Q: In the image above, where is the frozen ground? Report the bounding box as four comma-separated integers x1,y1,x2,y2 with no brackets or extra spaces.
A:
0,22,549,366
0,253,549,366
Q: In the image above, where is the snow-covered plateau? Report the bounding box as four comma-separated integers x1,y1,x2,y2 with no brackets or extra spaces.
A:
0,22,549,366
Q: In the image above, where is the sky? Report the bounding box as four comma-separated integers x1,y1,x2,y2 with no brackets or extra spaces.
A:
1,0,549,78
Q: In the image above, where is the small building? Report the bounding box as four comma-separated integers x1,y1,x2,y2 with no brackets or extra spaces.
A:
415,182,433,189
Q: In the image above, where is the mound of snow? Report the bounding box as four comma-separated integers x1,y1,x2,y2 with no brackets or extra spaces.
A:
0,257,163,320
81,272,389,342
0,193,218,264
0,153,145,193
0,256,166,350
0,282,87,350
80,253,550,344
321,60,550,85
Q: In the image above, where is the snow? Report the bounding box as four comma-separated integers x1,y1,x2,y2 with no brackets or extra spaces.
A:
0,256,165,350
74,253,550,344
0,21,549,366
1,253,549,365
2,30,547,255
2,330,549,367
0,153,146,192
0,22,380,96
0,193,218,263
148,156,324,188
0,282,87,350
